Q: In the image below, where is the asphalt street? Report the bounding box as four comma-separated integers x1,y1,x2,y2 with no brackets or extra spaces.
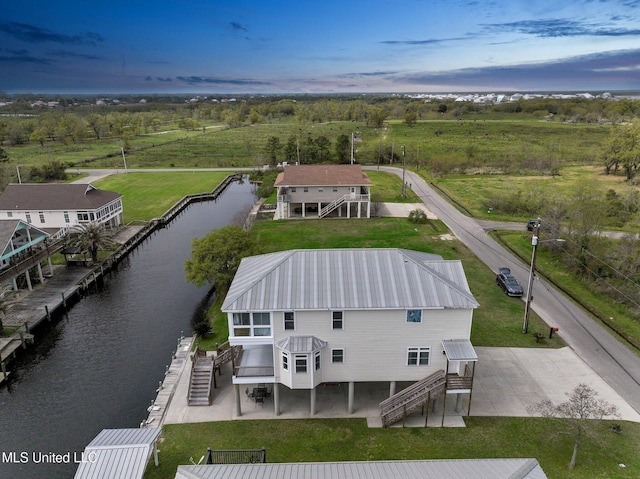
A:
371,166,640,415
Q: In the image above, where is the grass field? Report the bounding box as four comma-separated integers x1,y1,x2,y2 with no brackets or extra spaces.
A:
93,171,233,222
3,118,612,173
431,165,638,225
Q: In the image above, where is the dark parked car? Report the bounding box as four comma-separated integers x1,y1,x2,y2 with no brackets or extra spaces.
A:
496,267,524,297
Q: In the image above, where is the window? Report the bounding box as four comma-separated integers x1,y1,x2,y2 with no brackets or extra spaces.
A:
284,311,295,330
63,211,70,223
331,349,344,364
282,353,289,371
291,187,296,192
295,355,307,373
332,186,338,192
25,212,31,223
315,352,321,371
318,187,324,192
407,347,430,366
303,187,308,192
406,309,422,323
77,212,89,222
38,211,45,223
232,312,271,337
232,312,250,336
253,312,271,336
332,311,343,330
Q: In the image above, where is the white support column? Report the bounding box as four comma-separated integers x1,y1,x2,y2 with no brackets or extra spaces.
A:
389,381,396,397
24,270,32,291
234,384,242,417
36,263,44,283
366,201,371,218
274,383,280,416
357,201,361,218
347,203,351,219
302,203,306,218
310,387,316,416
348,381,355,414
47,257,53,275
455,393,463,413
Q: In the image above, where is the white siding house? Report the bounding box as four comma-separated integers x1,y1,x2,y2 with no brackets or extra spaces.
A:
0,183,123,231
274,165,372,219
221,248,479,415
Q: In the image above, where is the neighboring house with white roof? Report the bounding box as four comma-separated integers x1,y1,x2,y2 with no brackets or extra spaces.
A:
0,183,123,232
274,165,372,219
221,248,479,416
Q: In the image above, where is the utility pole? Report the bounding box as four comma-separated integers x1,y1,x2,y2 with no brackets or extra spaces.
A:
523,218,541,334
121,147,128,173
401,145,406,198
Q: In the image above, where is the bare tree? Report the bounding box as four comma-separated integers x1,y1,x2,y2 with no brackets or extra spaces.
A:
527,383,619,469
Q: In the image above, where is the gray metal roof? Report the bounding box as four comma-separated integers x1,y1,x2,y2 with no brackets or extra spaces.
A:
276,336,327,353
442,339,478,361
73,428,161,479
222,249,479,312
174,459,548,479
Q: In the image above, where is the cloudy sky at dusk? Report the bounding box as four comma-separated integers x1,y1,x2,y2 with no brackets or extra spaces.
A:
1,0,639,94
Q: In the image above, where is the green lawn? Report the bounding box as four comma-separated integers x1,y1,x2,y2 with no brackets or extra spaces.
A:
94,171,234,222
364,170,420,203
145,417,640,479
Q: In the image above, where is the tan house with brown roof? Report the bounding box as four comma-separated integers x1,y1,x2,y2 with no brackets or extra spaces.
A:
0,183,123,232
274,165,372,219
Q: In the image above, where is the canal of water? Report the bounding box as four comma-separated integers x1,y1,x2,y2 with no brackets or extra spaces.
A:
0,178,257,479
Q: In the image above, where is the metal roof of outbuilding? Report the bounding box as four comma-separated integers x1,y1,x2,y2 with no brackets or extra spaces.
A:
174,458,548,479
73,428,161,479
222,248,479,312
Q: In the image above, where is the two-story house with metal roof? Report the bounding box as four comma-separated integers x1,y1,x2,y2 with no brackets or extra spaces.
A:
274,165,372,219
221,248,479,418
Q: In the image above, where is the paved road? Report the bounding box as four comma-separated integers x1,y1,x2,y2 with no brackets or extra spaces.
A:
370,166,640,415
67,167,253,184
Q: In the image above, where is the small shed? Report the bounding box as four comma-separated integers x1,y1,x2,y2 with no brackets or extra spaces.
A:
73,427,161,479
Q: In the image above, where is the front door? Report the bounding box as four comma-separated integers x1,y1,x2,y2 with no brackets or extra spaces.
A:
349,187,356,199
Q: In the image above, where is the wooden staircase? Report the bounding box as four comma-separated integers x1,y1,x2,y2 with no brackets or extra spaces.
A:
379,370,446,427
188,348,214,406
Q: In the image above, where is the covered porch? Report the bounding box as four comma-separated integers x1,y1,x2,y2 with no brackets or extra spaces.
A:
442,339,478,416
